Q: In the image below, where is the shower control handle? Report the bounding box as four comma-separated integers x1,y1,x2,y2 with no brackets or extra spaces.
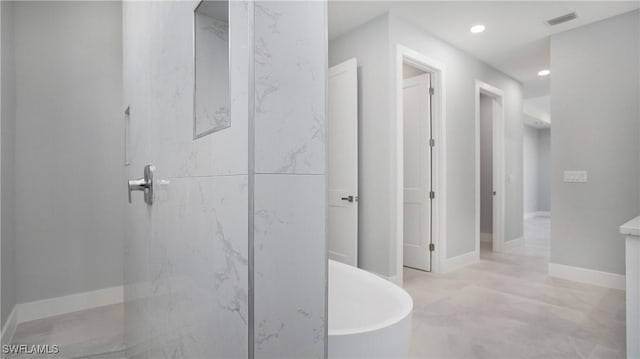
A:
128,165,155,205
341,195,357,203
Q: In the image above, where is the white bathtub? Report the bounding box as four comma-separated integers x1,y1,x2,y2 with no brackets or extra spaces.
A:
328,260,413,358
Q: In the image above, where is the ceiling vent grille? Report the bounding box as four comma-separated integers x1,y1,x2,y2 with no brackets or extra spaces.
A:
546,12,578,26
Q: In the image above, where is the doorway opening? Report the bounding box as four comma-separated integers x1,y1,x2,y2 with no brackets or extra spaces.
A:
479,93,496,251
523,98,551,259
401,63,433,272
327,58,359,267
395,45,446,279
475,81,506,254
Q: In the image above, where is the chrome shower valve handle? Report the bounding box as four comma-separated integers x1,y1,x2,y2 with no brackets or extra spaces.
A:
128,164,154,205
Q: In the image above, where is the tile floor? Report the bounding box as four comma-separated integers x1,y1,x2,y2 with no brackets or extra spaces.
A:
6,303,124,359
404,216,626,358
6,217,625,359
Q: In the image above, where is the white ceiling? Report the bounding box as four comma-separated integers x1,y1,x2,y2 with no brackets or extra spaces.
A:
329,1,640,98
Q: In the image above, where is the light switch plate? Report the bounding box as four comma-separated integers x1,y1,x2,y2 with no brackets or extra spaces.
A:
564,170,587,183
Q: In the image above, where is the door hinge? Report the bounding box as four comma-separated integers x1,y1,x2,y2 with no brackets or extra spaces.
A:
429,87,434,96
429,191,435,199
429,243,435,252
429,138,435,147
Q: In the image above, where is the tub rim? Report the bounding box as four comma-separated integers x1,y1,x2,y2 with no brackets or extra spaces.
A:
328,259,414,337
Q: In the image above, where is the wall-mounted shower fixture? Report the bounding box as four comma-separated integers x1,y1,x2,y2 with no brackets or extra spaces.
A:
128,164,155,205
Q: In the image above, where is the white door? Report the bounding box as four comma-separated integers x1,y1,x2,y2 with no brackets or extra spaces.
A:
328,58,358,266
403,74,432,271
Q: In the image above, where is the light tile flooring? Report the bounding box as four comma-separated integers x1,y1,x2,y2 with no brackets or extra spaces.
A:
6,217,625,359
404,216,626,358
7,303,125,359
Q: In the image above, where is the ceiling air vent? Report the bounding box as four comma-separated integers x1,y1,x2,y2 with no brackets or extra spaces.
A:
546,12,578,26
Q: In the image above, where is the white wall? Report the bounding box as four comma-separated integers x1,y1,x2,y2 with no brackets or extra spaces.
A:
479,94,493,234
1,0,17,329
330,13,524,277
550,9,639,275
13,1,124,304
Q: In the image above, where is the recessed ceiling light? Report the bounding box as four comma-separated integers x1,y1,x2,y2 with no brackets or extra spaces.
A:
470,25,485,34
538,69,550,76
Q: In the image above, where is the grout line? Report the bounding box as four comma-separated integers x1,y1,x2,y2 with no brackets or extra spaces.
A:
247,0,256,357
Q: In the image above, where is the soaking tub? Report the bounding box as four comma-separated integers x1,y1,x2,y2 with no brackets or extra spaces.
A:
328,260,413,358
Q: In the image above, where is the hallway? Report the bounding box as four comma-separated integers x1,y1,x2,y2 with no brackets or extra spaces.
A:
404,217,626,358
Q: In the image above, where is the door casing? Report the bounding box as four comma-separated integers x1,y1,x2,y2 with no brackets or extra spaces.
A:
394,45,447,283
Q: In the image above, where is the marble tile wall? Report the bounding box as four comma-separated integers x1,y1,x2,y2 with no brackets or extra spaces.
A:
253,1,327,357
124,0,327,358
149,176,248,358
254,1,326,175
124,1,249,358
254,175,326,357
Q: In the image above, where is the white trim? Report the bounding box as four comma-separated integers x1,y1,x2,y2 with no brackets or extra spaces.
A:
17,286,123,324
1,305,18,346
548,263,626,290
524,211,550,219
442,251,480,273
503,236,524,250
395,44,447,279
475,80,506,254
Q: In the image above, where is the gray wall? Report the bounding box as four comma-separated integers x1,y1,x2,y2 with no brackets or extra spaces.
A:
329,15,391,274
1,0,16,328
13,1,124,303
330,13,524,276
538,128,550,212
390,14,524,258
551,9,639,275
480,94,493,234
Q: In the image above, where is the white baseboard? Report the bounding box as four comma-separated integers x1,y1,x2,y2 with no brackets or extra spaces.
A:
525,211,550,219
443,250,479,273
1,305,18,346
480,232,493,243
548,263,625,290
17,285,124,324
504,236,524,250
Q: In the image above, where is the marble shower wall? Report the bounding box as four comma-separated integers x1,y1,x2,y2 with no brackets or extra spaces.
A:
124,0,327,358
253,1,327,357
123,1,249,358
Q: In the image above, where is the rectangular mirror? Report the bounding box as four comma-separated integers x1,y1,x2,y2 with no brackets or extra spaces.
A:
193,0,230,139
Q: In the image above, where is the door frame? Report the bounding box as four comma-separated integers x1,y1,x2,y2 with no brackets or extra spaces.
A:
474,80,506,253
394,45,447,282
